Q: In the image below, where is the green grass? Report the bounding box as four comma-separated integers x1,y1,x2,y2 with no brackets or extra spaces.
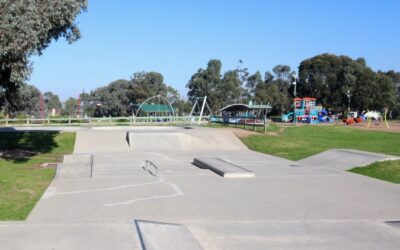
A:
0,132,76,220
349,160,400,183
241,125,400,161
206,122,281,133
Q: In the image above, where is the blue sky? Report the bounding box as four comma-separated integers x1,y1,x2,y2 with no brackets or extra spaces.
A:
29,0,400,101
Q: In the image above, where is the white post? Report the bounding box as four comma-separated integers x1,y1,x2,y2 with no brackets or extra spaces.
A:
199,96,207,124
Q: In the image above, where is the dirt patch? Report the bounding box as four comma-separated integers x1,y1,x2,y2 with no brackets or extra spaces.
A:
344,120,400,133
220,127,260,138
16,189,36,195
0,149,36,161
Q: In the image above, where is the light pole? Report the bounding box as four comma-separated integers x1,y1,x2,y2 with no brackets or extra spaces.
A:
346,90,351,113
292,74,297,124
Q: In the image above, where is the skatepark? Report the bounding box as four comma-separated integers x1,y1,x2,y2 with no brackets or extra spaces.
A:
1,126,400,249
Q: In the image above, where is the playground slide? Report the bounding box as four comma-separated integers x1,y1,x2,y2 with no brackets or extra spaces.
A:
281,112,293,122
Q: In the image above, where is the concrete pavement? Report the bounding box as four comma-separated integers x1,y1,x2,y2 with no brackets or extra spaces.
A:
1,126,400,249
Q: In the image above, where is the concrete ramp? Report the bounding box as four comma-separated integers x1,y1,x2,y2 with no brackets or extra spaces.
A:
74,130,129,153
127,132,194,152
126,127,247,152
135,220,204,250
193,157,255,178
299,149,399,170
56,153,93,179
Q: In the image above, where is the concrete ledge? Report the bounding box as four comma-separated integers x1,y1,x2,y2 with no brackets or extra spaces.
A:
56,154,93,178
134,220,203,250
193,157,255,178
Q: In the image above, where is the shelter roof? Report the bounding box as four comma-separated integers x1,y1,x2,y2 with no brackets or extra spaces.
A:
220,104,272,112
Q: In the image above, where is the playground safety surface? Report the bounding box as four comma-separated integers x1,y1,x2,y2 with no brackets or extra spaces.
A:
1,126,400,250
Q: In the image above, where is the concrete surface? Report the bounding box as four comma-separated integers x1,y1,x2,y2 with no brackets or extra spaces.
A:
299,149,400,170
56,154,93,179
1,126,400,250
135,220,204,250
193,157,255,177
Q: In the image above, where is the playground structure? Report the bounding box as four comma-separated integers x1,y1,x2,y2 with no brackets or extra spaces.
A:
135,95,175,117
283,97,319,124
317,107,335,123
189,96,212,120
341,110,390,129
282,98,335,124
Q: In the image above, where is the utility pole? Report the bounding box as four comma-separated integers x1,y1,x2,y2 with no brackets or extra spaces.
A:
77,95,81,118
292,74,297,124
39,94,45,119
347,90,351,113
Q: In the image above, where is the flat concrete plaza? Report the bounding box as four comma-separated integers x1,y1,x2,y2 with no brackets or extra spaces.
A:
1,126,400,249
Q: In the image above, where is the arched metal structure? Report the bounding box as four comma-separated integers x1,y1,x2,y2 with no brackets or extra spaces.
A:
135,95,175,117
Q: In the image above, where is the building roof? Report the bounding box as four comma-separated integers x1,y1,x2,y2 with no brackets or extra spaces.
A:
220,104,272,112
137,104,175,113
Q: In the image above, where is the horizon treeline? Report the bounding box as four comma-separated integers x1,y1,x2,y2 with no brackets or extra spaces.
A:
1,53,399,118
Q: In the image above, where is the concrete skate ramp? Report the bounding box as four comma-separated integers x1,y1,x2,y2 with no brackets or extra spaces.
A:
135,220,204,250
56,153,93,179
127,127,246,152
74,130,129,153
299,149,399,170
193,157,255,178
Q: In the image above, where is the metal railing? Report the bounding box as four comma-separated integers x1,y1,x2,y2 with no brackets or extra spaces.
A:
143,160,158,177
0,115,210,126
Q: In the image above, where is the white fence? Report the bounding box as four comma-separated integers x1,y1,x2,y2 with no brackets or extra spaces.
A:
0,115,210,126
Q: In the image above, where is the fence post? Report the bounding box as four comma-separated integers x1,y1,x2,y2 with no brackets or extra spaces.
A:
6,118,8,125
68,117,71,124
264,114,266,134
26,118,29,125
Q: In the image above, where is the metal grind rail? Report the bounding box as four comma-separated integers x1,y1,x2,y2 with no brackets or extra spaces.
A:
143,160,158,177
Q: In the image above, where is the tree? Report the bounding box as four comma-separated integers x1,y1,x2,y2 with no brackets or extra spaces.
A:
254,70,288,115
90,79,131,117
187,59,223,112
44,91,62,111
298,54,397,113
13,85,42,117
380,70,400,117
130,71,169,103
0,0,87,108
220,70,242,107
63,97,77,117
246,71,263,99
236,59,250,102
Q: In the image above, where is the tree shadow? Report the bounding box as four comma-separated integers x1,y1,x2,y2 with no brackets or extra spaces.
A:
0,131,59,163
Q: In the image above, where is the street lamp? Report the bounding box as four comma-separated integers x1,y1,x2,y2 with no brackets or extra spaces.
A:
292,74,298,124
346,90,351,113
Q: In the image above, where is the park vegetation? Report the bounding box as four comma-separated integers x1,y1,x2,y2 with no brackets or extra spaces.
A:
0,0,87,112
0,132,76,220
2,56,399,119
0,1,399,118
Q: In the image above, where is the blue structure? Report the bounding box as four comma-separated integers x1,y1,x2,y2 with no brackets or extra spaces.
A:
293,97,319,124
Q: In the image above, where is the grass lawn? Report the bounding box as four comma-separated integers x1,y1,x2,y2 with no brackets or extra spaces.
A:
241,125,400,161
0,132,75,220
206,123,281,133
349,160,400,183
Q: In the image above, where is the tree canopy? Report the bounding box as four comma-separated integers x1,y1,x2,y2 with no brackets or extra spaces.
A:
0,0,87,107
298,54,397,112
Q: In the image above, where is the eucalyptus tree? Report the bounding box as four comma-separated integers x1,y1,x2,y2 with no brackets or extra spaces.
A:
0,0,87,107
